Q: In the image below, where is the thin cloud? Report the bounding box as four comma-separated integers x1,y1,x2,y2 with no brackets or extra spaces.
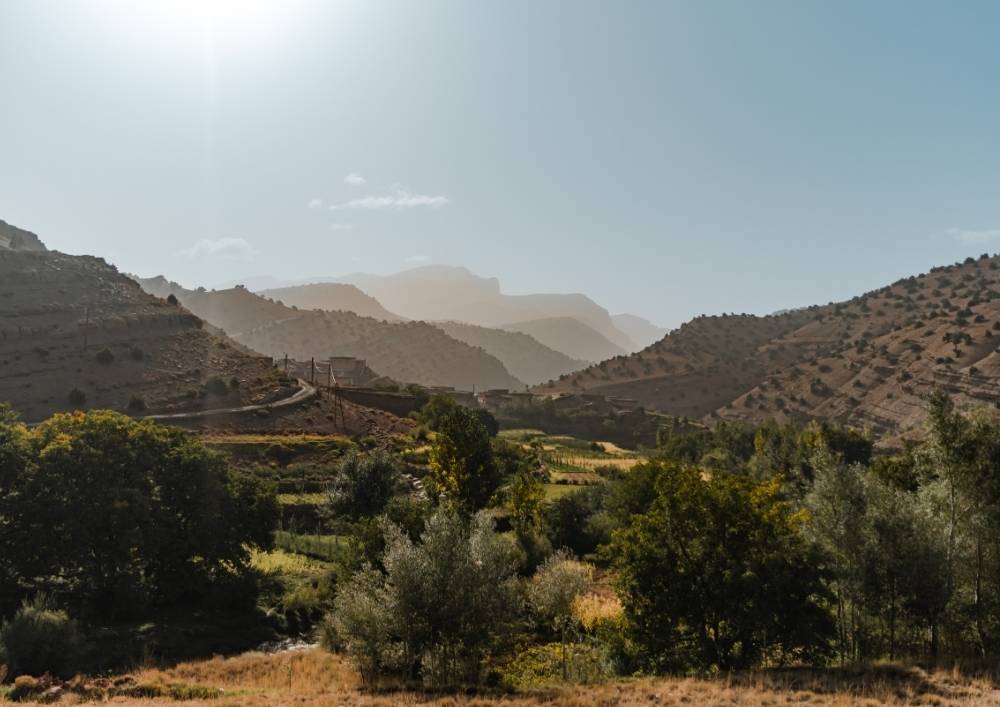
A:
330,223,354,231
329,188,449,211
947,228,1000,244
344,172,367,186
406,254,429,263
177,237,257,261
307,197,323,209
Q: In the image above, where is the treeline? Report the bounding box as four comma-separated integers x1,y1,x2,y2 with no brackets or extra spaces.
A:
323,391,1000,687
0,408,278,676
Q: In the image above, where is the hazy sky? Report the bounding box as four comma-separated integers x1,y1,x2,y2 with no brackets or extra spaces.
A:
3,1,1000,328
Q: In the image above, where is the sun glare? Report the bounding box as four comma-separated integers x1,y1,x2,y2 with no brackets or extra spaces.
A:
100,0,300,50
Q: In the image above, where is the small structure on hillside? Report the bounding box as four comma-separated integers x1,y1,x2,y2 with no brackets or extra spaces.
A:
329,356,368,386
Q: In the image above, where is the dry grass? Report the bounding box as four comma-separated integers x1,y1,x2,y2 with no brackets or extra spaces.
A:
562,456,642,470
24,649,1000,707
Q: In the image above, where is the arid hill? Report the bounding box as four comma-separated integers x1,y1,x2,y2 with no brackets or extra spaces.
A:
339,265,639,351
0,250,291,422
0,219,47,252
542,253,1000,442
432,320,587,386
136,280,524,391
501,316,627,363
238,313,523,392
260,283,404,322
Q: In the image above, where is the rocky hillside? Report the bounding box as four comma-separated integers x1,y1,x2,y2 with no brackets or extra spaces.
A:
0,250,288,422
541,253,1000,441
433,320,587,386
0,219,47,252
136,280,523,391
501,317,627,363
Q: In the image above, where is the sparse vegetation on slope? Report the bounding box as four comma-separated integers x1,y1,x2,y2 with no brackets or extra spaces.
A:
545,253,1000,441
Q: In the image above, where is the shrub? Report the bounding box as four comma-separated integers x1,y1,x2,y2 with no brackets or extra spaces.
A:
325,448,401,521
326,508,521,688
166,293,178,305
95,348,114,365
129,346,145,361
67,388,86,406
0,595,84,678
127,395,147,412
204,375,229,396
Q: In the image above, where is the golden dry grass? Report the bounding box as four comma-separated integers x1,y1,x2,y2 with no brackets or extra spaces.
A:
25,649,1000,707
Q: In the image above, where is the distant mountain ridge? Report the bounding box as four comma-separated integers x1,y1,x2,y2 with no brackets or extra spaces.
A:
338,265,639,352
135,277,524,391
500,317,627,363
612,313,668,350
260,283,403,322
432,320,588,385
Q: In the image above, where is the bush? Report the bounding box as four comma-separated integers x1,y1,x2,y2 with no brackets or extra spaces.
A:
204,375,229,396
129,346,145,361
95,348,114,365
326,508,521,688
0,595,84,678
127,395,147,412
67,388,86,406
325,449,401,521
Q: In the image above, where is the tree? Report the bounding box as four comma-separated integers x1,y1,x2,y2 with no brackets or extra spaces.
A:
325,448,402,522
0,410,278,619
327,508,521,687
610,462,833,672
506,469,550,571
528,551,592,680
427,406,502,511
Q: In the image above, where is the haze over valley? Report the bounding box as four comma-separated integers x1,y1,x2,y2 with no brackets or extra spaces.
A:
7,2,1000,704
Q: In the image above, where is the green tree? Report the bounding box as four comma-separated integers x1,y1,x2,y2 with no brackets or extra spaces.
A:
327,508,521,688
427,406,502,511
528,551,592,680
610,462,833,671
0,410,278,619
325,448,402,522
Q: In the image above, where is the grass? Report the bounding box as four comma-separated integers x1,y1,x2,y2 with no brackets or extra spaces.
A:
250,547,334,579
543,483,583,500
56,649,1000,706
272,531,344,563
277,492,326,506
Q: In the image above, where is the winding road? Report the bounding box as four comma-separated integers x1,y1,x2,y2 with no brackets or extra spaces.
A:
144,378,317,422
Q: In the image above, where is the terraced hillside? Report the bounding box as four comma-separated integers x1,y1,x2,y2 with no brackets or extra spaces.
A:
136,281,524,391
433,320,588,385
0,250,287,422
542,254,1000,440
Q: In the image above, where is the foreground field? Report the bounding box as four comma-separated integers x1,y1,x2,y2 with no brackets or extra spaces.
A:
13,649,1000,706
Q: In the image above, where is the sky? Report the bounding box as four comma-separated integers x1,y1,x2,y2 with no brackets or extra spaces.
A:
3,0,1000,328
